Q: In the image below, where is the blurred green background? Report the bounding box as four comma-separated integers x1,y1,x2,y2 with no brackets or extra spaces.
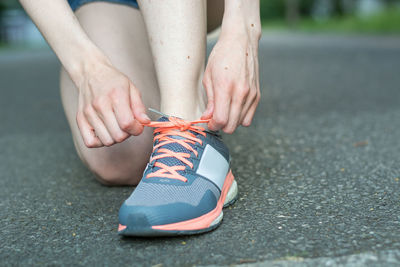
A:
260,0,400,33
1,0,400,48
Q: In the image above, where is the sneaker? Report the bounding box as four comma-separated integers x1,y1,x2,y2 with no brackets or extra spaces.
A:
118,115,238,236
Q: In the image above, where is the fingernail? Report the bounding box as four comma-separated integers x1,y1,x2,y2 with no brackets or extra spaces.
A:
142,113,151,121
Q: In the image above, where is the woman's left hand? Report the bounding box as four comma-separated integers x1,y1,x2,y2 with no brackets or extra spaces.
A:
202,14,261,134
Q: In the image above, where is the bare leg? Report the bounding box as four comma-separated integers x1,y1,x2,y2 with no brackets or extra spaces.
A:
61,1,224,185
137,0,208,121
60,2,160,185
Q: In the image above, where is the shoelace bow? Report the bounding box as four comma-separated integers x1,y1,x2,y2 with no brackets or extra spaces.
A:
143,117,210,182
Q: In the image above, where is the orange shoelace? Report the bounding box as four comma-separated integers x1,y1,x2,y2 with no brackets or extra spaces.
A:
144,117,210,182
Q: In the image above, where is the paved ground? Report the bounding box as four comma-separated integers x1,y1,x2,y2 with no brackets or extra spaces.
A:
1,33,400,266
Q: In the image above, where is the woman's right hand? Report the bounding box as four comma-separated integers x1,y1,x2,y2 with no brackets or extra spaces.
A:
74,57,150,148
18,0,149,148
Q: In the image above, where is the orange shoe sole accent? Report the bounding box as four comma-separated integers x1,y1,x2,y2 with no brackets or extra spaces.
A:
151,170,234,231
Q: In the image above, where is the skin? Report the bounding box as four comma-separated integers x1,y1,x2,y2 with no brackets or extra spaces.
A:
60,3,159,184
19,0,261,185
137,0,208,121
203,1,261,133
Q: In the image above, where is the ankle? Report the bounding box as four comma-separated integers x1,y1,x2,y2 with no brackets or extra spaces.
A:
161,102,204,121
160,85,207,121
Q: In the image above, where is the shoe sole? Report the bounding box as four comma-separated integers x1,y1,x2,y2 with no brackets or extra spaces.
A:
118,170,238,237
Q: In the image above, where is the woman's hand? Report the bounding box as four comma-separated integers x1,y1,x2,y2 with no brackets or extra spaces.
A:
202,0,261,134
74,56,150,148
19,0,150,148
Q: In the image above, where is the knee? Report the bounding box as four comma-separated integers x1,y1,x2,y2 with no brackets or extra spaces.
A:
72,130,153,186
88,160,144,186
76,146,147,185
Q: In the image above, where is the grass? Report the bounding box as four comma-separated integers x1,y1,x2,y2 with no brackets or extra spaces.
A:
262,8,400,34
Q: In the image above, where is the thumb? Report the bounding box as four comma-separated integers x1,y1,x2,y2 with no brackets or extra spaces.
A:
129,83,150,124
201,77,214,120
201,101,214,120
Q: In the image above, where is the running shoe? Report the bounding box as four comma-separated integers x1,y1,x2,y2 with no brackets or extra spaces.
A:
118,115,238,236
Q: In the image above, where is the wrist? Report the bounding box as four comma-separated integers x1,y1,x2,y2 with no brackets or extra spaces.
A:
221,0,261,41
63,41,110,87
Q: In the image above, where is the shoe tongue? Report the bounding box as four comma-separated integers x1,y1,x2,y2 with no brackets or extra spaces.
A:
156,116,169,122
152,116,196,172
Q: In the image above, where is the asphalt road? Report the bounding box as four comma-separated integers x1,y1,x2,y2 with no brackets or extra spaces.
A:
1,33,400,266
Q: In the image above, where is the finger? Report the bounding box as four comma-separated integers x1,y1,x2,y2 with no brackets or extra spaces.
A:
111,89,143,136
129,83,150,127
223,87,248,134
208,87,231,131
201,73,214,120
100,106,130,143
242,92,260,127
76,111,102,148
93,97,129,143
84,106,114,146
241,59,260,125
239,89,257,124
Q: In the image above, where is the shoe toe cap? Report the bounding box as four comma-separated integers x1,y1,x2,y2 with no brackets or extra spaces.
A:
118,189,218,228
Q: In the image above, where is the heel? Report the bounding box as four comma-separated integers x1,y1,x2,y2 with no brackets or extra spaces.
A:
223,179,238,207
